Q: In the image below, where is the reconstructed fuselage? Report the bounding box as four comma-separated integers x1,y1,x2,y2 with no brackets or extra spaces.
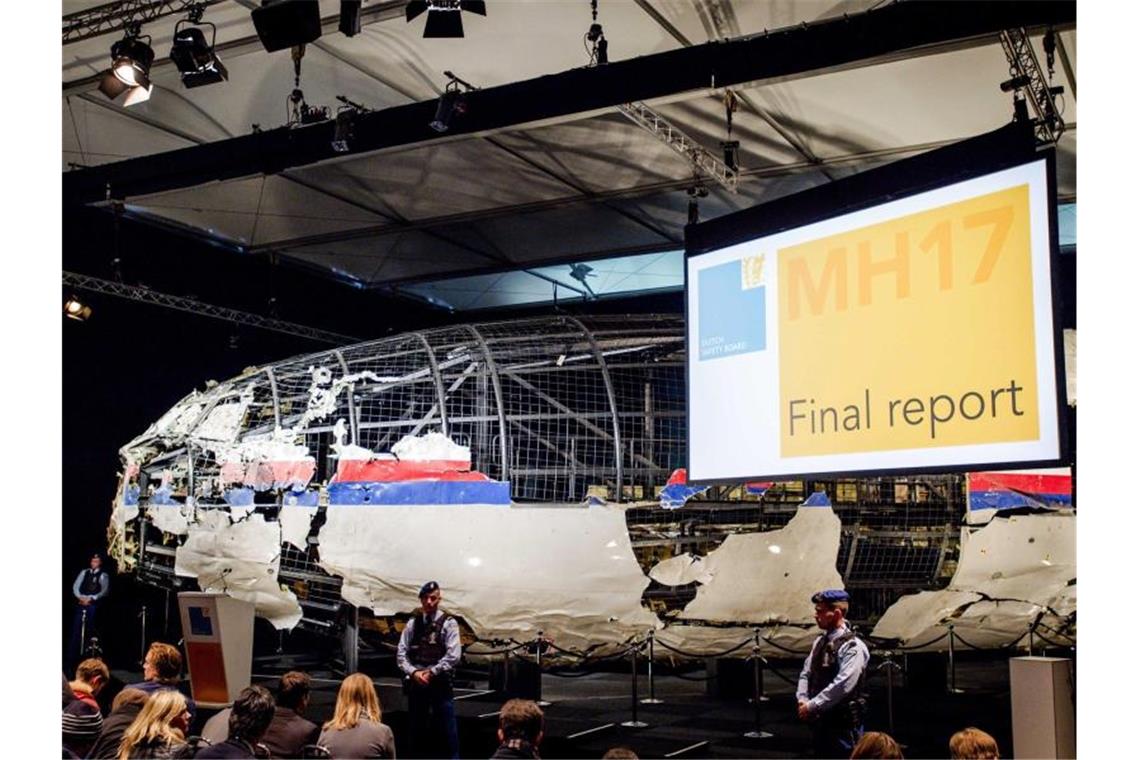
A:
108,315,1075,657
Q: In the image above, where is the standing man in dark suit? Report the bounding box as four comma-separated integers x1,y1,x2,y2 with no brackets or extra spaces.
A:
68,553,110,668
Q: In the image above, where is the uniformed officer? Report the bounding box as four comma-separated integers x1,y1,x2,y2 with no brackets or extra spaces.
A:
397,580,461,758
795,589,871,758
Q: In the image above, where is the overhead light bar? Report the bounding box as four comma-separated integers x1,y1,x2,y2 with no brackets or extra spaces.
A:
170,11,228,89
98,28,155,107
405,0,486,39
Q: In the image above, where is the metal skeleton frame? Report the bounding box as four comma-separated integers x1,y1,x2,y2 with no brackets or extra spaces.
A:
62,0,227,44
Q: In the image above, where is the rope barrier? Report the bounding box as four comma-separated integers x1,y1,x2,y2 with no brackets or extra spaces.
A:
655,636,753,659
1033,631,1076,650
893,629,951,651
757,634,812,656
1035,623,1077,643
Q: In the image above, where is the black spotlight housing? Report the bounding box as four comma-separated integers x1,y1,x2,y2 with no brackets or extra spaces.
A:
406,0,486,39
170,23,228,88
252,0,323,53
430,89,466,132
339,0,362,37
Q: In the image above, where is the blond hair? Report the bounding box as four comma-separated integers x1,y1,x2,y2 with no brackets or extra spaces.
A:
949,727,1000,759
117,690,188,760
851,731,904,758
75,658,110,685
324,673,381,731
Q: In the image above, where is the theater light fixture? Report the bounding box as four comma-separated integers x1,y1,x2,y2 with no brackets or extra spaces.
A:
339,0,362,37
405,0,486,39
252,0,322,53
170,10,228,89
585,0,608,65
64,296,93,322
430,71,475,133
98,28,155,106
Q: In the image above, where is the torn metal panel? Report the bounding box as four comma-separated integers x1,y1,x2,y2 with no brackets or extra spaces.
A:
146,504,191,536
175,511,302,629
872,512,1076,649
677,505,844,625
649,554,711,586
279,506,317,550
316,503,659,651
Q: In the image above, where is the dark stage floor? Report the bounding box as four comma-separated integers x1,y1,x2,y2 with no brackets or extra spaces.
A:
105,649,1044,759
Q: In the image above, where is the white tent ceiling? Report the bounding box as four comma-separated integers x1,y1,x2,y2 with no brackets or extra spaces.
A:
62,1,1076,296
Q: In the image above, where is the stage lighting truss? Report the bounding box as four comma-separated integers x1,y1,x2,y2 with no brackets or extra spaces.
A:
405,0,487,39
171,12,228,89
98,26,155,106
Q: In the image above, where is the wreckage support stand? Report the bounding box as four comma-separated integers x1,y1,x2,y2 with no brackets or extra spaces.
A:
621,641,649,728
744,632,773,739
641,629,663,705
947,625,963,694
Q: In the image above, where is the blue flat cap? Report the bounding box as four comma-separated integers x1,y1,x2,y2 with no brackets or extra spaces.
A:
419,580,440,598
812,589,849,604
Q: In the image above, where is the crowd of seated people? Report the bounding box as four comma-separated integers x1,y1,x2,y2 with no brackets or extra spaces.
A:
64,652,1006,759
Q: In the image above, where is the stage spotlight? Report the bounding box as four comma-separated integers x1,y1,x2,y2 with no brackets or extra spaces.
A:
406,0,487,39
64,296,92,322
170,20,228,89
339,0,362,37
999,74,1031,93
721,140,740,172
252,0,322,53
332,109,356,152
98,32,155,106
430,89,465,132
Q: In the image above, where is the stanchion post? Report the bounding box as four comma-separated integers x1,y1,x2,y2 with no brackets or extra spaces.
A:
744,630,773,739
947,625,963,694
621,640,649,728
535,632,551,707
164,588,172,639
1027,621,1036,657
80,607,88,659
641,628,663,705
879,653,901,736
139,604,147,667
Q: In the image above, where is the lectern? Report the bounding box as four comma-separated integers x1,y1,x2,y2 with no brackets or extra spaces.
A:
177,592,255,707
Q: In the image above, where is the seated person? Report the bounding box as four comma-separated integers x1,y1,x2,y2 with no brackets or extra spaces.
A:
88,688,151,759
127,642,198,726
949,727,1000,759
200,672,321,758
195,686,276,759
63,658,110,757
851,731,904,759
117,689,194,759
491,699,544,759
317,674,395,759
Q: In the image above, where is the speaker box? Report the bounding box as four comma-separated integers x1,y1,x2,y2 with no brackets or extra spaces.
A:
251,0,323,53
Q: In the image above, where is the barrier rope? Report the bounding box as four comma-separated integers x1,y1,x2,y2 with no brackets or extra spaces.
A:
655,636,752,659
758,634,812,656
1034,631,1076,649
892,629,951,651
952,627,1029,652
1035,622,1076,643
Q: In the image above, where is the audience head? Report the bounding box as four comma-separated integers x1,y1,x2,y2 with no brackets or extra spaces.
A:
117,689,190,759
228,685,276,744
277,670,312,712
497,699,544,747
949,727,1000,759
111,688,150,713
74,657,111,694
602,747,639,759
325,673,381,731
143,642,183,682
851,731,904,759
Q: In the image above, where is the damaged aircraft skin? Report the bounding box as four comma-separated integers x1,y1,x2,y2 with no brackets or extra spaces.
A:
107,315,1075,657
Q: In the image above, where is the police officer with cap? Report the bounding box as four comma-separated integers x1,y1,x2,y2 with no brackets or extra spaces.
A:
397,580,461,758
796,589,870,758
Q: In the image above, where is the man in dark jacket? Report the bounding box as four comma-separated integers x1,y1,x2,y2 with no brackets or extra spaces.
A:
491,699,544,759
87,688,150,759
195,686,275,759
201,672,321,758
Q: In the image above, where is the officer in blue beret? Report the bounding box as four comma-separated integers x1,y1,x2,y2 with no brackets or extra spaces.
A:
397,580,461,758
795,589,870,757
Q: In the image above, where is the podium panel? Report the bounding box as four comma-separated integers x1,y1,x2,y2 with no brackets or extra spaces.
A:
177,592,255,708
1009,656,1075,759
